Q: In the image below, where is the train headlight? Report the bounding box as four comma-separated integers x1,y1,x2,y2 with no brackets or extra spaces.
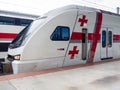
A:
14,55,21,60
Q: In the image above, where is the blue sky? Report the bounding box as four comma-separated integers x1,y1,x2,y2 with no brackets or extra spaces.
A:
0,0,119,15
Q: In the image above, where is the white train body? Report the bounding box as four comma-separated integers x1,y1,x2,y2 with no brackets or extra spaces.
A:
7,5,120,74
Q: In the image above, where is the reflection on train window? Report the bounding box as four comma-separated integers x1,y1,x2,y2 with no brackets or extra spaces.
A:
108,31,112,47
102,30,106,48
0,16,33,26
51,26,70,41
0,16,15,25
20,19,33,26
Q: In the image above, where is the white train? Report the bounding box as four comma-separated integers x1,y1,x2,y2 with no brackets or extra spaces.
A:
0,10,39,61
7,5,120,74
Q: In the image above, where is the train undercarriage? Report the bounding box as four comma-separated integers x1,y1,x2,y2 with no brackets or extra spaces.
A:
0,59,12,75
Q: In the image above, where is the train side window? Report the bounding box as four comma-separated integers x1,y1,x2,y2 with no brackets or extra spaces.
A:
20,19,33,26
0,16,32,26
102,30,106,48
0,16,15,25
15,18,20,25
51,26,70,41
108,31,112,47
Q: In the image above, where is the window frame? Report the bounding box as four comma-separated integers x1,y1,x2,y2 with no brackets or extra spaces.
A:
50,26,70,41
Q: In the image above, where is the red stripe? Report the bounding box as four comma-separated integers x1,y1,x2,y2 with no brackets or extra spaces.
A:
113,35,120,40
71,32,82,40
1,32,119,40
71,32,120,41
88,33,93,40
71,32,100,41
0,33,17,39
89,12,102,63
88,33,100,41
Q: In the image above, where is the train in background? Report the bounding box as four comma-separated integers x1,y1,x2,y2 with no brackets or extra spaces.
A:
7,5,120,74
0,10,39,61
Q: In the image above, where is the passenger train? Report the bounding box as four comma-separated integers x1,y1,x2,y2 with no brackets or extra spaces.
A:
7,5,120,74
0,10,39,61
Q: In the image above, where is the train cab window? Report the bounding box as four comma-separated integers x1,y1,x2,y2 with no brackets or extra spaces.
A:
102,30,106,48
51,26,70,41
108,31,112,47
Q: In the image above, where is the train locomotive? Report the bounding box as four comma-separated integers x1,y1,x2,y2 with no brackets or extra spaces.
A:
7,5,120,74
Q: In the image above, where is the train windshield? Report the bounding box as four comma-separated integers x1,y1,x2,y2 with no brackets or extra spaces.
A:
9,24,31,49
9,17,46,49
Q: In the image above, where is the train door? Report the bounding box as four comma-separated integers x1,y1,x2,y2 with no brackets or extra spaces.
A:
101,28,113,60
63,28,87,67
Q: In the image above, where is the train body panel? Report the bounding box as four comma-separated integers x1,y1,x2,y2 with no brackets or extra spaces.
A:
22,9,78,60
12,57,64,73
7,5,120,74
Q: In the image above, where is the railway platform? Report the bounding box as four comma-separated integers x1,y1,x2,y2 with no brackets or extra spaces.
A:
0,59,120,90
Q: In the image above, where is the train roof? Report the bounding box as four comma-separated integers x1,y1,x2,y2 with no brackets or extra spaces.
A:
44,5,120,17
76,5,120,17
0,10,40,20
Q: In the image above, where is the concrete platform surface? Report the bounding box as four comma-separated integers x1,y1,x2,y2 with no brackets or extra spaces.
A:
0,60,120,90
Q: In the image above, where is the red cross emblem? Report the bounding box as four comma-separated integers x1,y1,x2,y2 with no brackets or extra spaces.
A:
68,46,79,59
78,15,88,26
